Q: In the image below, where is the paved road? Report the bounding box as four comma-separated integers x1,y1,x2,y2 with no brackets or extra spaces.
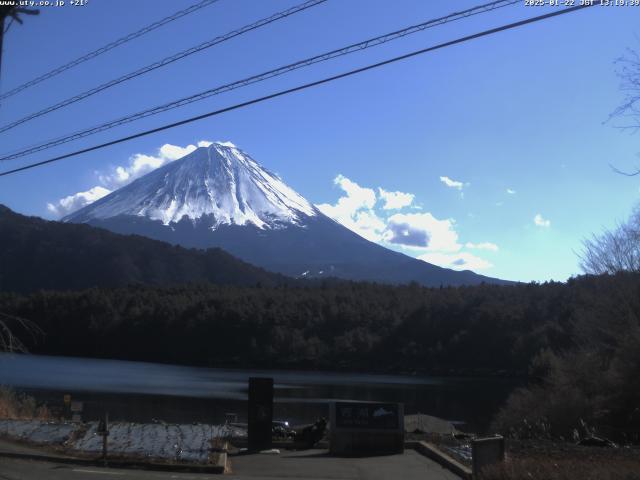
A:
0,457,219,480
0,439,67,458
0,449,460,479
228,449,460,480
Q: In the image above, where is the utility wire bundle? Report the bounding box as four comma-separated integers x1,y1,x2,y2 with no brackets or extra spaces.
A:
0,1,596,177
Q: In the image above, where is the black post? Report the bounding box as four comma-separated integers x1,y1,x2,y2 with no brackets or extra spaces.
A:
97,412,109,463
102,414,108,461
248,377,273,451
63,394,71,420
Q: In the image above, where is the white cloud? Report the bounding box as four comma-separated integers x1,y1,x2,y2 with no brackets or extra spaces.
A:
49,140,214,217
98,142,201,188
534,213,551,228
418,252,492,271
466,242,499,251
506,188,516,194
351,210,387,242
317,175,377,213
316,175,383,242
47,186,111,218
158,143,197,161
316,175,495,271
384,212,461,251
439,176,467,190
378,188,414,210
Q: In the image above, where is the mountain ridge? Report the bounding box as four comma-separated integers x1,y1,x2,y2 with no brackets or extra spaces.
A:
63,142,511,287
0,204,289,293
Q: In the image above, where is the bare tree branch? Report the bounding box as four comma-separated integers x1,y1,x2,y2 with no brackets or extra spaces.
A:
579,207,640,274
609,163,640,176
607,46,640,174
0,311,43,353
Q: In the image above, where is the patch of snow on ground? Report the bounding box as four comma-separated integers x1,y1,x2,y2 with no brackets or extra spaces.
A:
0,420,75,444
0,420,232,464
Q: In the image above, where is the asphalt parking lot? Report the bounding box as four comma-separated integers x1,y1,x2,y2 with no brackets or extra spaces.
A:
0,448,461,480
226,448,460,479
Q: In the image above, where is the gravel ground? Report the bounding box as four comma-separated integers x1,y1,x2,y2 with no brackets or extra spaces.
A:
0,419,232,463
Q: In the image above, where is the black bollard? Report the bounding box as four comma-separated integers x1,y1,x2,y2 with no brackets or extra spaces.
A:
248,377,273,452
97,412,109,463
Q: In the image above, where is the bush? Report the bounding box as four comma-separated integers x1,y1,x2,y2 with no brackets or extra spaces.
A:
0,386,49,420
492,319,640,442
479,456,640,480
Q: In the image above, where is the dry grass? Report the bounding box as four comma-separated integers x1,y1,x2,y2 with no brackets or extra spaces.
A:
410,433,640,479
0,386,49,420
479,455,640,480
479,441,640,480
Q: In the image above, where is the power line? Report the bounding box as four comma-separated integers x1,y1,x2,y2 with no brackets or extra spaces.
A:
0,0,221,102
0,0,328,134
0,0,520,162
0,3,596,179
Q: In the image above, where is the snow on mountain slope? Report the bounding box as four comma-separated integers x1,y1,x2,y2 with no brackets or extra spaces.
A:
65,142,316,229
63,141,511,287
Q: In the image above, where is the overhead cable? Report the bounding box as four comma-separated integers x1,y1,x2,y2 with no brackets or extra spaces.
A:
0,3,596,178
0,0,519,161
0,0,328,133
0,0,222,101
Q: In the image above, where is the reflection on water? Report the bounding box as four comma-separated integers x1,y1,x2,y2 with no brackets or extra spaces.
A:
0,353,519,432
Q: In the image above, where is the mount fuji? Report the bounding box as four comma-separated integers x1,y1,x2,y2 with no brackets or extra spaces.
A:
64,143,508,286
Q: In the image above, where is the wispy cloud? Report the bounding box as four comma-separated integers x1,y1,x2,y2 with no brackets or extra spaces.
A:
466,242,499,251
47,186,111,218
440,176,469,198
439,176,465,190
418,251,493,271
534,213,551,228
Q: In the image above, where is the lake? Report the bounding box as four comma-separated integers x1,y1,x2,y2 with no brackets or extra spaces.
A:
0,353,520,432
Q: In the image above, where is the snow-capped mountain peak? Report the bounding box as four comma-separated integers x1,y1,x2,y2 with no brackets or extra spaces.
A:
62,140,509,287
65,142,317,229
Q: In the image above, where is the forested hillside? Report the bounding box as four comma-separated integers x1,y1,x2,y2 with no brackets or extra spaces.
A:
0,273,634,375
0,205,288,292
2,272,638,438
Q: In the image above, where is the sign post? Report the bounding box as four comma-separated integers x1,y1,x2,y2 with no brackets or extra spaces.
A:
248,377,273,452
330,401,404,455
63,394,71,420
70,401,83,423
97,412,109,463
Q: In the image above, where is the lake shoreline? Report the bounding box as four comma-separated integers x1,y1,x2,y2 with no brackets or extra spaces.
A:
6,351,530,381
0,353,519,433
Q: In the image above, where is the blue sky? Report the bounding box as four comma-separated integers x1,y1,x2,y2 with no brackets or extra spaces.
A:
0,0,638,282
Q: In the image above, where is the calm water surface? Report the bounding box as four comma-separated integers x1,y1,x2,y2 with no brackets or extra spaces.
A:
0,353,519,432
